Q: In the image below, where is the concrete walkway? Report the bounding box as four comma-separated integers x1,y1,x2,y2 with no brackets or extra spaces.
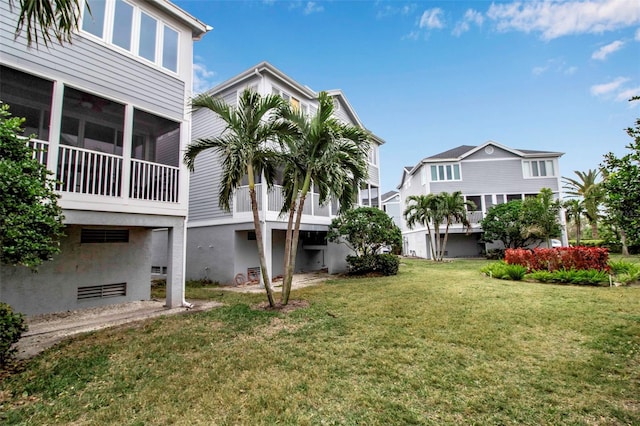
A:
16,300,222,359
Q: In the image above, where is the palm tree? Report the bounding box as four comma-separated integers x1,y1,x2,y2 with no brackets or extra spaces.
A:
563,169,602,239
563,198,585,245
11,0,83,47
184,89,293,307
521,188,562,248
403,194,440,260
278,92,370,304
437,191,476,261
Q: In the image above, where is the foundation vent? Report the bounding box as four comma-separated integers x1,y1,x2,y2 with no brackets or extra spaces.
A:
81,229,129,243
77,283,127,300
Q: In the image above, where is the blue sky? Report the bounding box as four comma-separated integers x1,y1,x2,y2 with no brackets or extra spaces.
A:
175,0,640,193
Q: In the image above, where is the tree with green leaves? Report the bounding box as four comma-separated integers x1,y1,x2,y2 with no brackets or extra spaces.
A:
403,194,440,260
184,89,293,308
10,0,83,47
601,101,640,254
562,169,603,239
520,188,562,248
563,198,585,245
277,92,370,305
480,200,537,249
327,207,401,257
0,104,64,269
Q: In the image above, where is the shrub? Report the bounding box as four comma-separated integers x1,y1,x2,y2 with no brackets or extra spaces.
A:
375,254,400,276
505,247,609,272
608,260,640,276
481,261,526,281
0,302,28,367
485,248,505,260
346,254,377,275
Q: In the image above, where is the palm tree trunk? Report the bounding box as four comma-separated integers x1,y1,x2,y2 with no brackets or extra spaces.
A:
425,222,436,260
283,173,312,305
281,181,298,305
591,222,599,239
248,167,275,307
441,221,451,260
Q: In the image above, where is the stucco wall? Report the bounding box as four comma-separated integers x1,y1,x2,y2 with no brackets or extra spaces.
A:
0,225,151,315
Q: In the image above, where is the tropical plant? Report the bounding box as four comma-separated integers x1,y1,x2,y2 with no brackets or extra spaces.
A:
327,207,401,257
563,198,585,245
437,191,476,261
403,194,441,260
480,200,537,249
0,104,65,269
563,169,603,239
601,99,640,254
10,0,83,47
520,188,562,247
277,92,371,305
184,89,293,307
0,302,27,367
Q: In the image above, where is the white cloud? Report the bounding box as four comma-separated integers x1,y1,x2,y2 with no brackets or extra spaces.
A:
486,0,640,40
193,63,217,94
592,40,625,60
590,77,630,96
615,86,640,102
532,58,577,76
303,1,323,15
636,28,640,40
419,8,444,30
376,3,416,19
453,9,484,36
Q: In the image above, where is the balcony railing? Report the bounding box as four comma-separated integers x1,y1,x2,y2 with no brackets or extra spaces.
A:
57,145,122,196
237,184,335,218
236,184,262,212
130,159,179,203
28,142,179,203
450,211,484,225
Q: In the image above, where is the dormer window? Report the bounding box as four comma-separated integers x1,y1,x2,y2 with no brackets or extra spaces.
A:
272,87,308,115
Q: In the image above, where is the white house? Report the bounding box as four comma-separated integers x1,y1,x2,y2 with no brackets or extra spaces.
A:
0,0,210,315
155,62,384,285
381,190,401,229
398,141,566,258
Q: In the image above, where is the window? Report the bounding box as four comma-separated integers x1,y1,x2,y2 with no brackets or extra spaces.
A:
523,160,555,178
112,1,133,50
82,0,106,37
466,196,482,211
359,183,379,208
430,164,461,182
0,66,53,141
272,86,309,115
81,0,179,73
368,146,377,165
132,109,181,167
60,87,125,155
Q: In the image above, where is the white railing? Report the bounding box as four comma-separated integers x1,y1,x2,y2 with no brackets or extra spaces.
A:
268,185,285,212
130,159,179,203
236,184,262,212
28,139,49,166
57,145,122,196
313,194,330,217
451,211,484,225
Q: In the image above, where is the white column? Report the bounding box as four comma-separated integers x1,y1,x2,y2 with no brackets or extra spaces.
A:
121,104,134,201
46,80,64,177
165,221,185,308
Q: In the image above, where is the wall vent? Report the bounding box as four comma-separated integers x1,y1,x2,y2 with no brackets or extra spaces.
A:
81,229,129,243
151,266,167,274
78,283,127,300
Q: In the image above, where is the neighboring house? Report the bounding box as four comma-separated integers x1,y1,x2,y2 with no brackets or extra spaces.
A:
398,141,566,258
160,61,384,285
381,190,401,229
0,0,210,315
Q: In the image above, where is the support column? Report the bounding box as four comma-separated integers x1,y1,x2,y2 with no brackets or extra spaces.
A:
165,221,186,308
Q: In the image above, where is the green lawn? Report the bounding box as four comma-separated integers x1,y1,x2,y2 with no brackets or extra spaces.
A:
2,258,639,425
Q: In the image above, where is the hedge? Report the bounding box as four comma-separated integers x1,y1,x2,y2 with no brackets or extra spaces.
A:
504,247,610,272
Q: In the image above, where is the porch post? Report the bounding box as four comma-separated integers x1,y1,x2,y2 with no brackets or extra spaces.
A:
165,220,186,308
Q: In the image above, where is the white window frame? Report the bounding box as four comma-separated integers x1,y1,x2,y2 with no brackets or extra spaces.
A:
79,0,180,75
522,159,556,178
272,86,309,115
368,145,377,165
429,163,461,182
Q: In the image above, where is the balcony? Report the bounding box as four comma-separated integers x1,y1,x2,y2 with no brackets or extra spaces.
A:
235,184,334,218
30,140,180,204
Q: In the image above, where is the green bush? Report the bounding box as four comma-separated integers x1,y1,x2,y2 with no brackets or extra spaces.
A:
0,302,28,367
608,260,640,276
376,254,400,276
526,269,609,286
481,261,526,281
486,248,505,260
346,254,377,275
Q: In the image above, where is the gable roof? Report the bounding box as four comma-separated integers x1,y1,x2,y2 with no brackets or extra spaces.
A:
397,140,564,189
149,0,211,39
203,61,384,144
381,190,399,202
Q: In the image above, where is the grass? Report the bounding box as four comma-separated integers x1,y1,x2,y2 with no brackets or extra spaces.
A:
2,258,639,425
